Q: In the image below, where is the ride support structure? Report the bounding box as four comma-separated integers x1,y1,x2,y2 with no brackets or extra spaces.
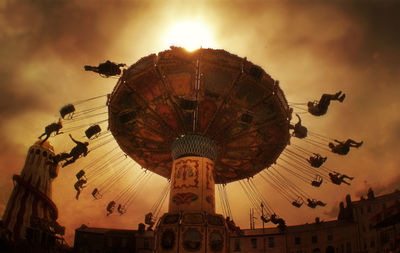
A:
1,140,65,244
155,135,228,253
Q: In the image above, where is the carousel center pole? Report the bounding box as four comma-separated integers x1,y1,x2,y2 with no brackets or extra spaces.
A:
155,135,228,253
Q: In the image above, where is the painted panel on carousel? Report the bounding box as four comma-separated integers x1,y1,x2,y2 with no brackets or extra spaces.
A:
173,159,200,189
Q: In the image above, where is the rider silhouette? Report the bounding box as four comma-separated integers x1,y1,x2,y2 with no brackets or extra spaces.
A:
308,91,345,116
38,118,63,145
62,134,89,167
329,139,363,155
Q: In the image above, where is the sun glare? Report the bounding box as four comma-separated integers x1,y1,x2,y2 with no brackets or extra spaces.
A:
163,21,216,51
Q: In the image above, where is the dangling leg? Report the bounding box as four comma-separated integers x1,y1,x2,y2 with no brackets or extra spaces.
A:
55,152,72,165
319,91,343,105
343,180,351,185
338,93,346,102
341,174,354,180
40,134,50,146
318,94,332,107
84,65,100,73
345,139,363,148
331,91,345,102
62,155,77,167
317,94,337,114
75,189,81,200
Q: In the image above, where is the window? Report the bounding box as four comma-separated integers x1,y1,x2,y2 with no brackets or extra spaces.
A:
367,205,371,213
381,231,390,244
312,235,318,244
210,232,223,251
370,239,375,248
295,237,301,245
251,238,257,249
144,238,150,249
112,237,121,247
346,242,352,253
121,238,127,248
183,229,202,251
161,230,175,250
268,237,274,248
360,207,363,214
234,239,241,251
327,234,333,241
326,246,335,253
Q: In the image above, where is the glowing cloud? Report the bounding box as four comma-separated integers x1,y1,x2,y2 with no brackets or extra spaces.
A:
163,20,216,51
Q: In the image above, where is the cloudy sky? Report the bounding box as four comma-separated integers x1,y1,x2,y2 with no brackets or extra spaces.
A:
0,0,399,245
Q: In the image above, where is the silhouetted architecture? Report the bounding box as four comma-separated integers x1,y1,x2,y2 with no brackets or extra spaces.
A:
0,140,67,252
72,189,400,253
74,224,153,253
339,188,400,253
230,219,358,253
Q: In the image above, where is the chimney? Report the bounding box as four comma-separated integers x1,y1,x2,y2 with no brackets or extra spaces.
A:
338,202,345,220
367,188,375,200
138,223,145,234
345,194,352,207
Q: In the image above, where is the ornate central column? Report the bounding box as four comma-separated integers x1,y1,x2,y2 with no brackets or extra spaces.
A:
154,135,228,253
169,135,217,214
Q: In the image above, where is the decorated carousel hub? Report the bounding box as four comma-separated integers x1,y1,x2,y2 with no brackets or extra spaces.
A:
108,47,291,184
107,47,291,252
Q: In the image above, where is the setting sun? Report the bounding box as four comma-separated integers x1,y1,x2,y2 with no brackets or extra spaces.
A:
163,20,216,51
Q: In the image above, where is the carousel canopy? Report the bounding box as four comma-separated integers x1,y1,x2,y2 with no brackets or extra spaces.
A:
108,47,291,183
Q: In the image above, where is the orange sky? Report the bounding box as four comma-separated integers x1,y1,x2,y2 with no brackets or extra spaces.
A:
1,0,400,245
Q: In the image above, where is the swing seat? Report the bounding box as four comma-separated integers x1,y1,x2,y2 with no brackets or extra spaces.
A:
76,170,86,180
92,188,102,200
118,205,127,215
145,212,155,225
311,175,323,187
292,197,304,208
85,125,102,139
60,104,75,119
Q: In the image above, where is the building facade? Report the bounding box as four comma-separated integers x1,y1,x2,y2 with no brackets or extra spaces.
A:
229,219,359,253
339,189,400,253
73,189,400,253
74,224,154,253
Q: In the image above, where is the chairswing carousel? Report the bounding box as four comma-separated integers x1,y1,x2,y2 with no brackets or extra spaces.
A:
39,47,362,253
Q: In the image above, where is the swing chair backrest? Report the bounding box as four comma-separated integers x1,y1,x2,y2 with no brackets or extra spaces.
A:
60,104,75,119
76,170,86,180
85,125,102,139
92,188,103,200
